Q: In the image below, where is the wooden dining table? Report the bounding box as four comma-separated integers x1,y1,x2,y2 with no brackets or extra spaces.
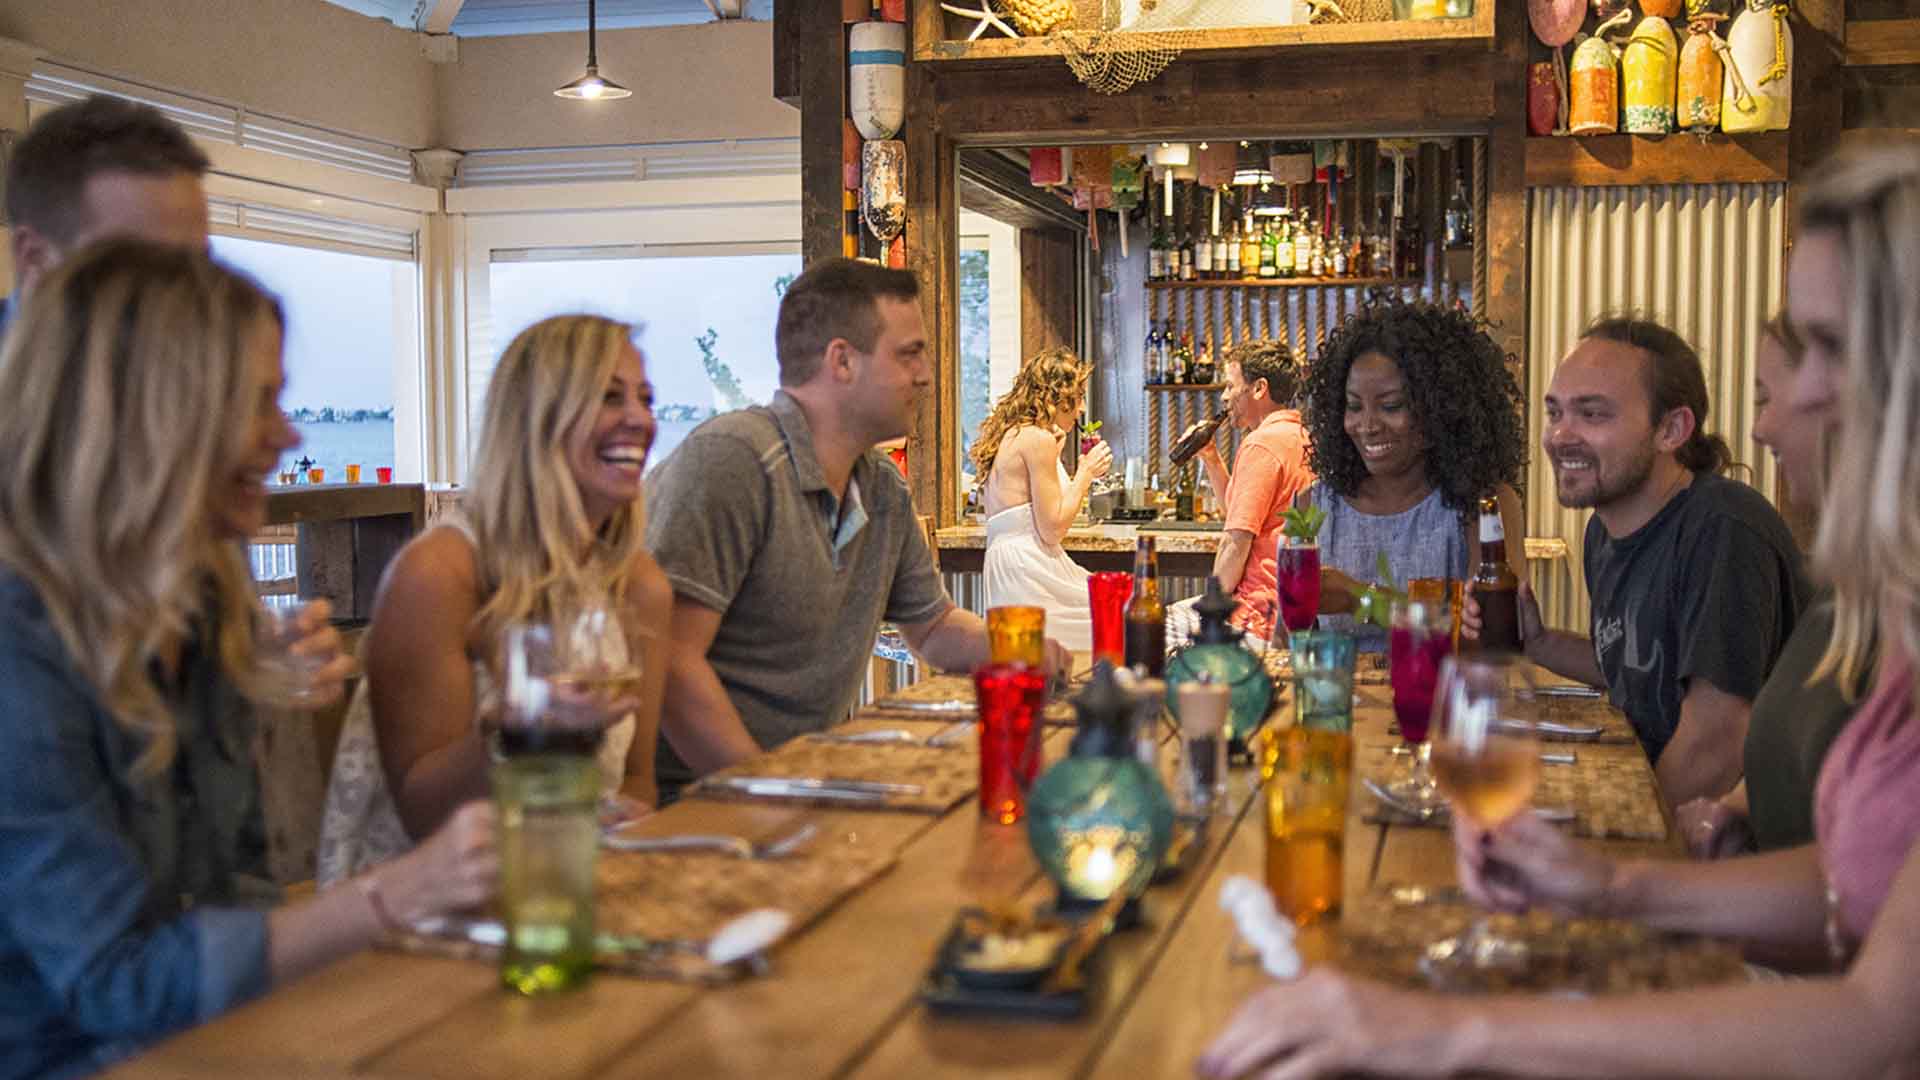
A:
108,666,1709,1080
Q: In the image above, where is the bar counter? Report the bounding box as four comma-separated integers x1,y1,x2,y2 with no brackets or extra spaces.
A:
936,521,1223,576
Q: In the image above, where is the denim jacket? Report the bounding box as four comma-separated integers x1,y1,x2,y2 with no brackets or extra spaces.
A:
0,571,272,1079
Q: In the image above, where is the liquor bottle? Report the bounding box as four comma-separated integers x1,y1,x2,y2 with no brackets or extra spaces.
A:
1178,331,1196,384
1309,231,1326,278
1194,336,1216,385
1144,321,1163,385
1469,495,1522,653
1332,227,1349,277
1351,229,1369,277
1243,216,1264,280
1275,217,1294,277
1293,213,1314,279
1157,321,1173,385
1225,221,1242,279
1446,173,1471,248
1258,220,1278,279
1195,221,1214,279
1124,536,1168,676
1173,466,1196,521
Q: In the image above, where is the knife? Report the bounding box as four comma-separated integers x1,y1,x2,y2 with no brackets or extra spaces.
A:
871,698,975,714
1532,684,1604,700
1501,719,1606,739
704,776,924,801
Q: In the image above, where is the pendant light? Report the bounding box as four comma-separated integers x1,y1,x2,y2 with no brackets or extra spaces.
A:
555,0,631,101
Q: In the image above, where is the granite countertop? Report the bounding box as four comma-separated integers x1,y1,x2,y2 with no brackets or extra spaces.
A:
934,521,1224,554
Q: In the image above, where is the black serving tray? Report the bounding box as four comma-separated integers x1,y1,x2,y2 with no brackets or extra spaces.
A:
919,913,1102,1020
1107,506,1160,523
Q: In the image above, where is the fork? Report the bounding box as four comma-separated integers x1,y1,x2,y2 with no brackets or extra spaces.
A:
604,821,818,859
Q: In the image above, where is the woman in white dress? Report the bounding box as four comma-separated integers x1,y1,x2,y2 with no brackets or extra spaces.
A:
973,347,1113,652
318,316,672,885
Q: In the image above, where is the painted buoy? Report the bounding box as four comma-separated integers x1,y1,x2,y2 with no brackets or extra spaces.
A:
1622,16,1678,134
849,21,905,141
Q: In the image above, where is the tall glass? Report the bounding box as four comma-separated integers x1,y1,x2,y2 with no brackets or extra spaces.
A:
1274,538,1322,636
496,604,639,758
1423,653,1541,982
495,753,599,994
1087,571,1134,667
1265,636,1353,924
987,605,1047,667
973,662,1046,824
1386,598,1453,812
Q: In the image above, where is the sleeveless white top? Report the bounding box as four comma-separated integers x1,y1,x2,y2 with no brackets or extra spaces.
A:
314,518,634,886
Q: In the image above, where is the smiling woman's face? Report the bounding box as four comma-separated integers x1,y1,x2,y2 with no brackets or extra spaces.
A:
1343,350,1426,481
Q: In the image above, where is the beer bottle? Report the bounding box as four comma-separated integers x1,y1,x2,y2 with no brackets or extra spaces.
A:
1124,536,1167,676
1168,408,1228,467
1470,495,1522,653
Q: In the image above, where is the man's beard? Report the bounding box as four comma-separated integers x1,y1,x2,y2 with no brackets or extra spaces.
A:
1554,440,1657,509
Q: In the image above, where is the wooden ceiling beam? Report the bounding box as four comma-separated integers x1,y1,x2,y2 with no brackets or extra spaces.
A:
1845,18,1920,67
414,0,465,34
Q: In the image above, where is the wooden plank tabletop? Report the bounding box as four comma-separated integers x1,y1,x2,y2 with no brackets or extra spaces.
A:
111,666,1690,1080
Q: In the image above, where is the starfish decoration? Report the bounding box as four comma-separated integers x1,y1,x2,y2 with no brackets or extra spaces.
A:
295,455,316,475
938,1,1019,40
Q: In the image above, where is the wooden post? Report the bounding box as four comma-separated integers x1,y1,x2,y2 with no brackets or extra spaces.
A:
1482,0,1530,369
789,1,848,265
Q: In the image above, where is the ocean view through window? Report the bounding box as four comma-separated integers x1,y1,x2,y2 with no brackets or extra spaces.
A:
212,235,416,482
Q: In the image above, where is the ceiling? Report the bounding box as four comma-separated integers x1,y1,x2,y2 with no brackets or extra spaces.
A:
320,0,773,36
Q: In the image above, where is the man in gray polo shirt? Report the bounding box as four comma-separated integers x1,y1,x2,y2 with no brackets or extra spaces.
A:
646,258,1069,794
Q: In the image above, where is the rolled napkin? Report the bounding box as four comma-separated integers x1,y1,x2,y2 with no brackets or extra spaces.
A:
1218,874,1301,979
706,909,792,967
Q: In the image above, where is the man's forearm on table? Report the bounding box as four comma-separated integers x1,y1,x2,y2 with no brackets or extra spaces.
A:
659,655,761,773
1528,631,1604,685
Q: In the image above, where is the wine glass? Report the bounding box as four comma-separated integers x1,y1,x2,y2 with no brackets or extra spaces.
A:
1421,652,1540,984
1386,597,1452,813
497,601,641,759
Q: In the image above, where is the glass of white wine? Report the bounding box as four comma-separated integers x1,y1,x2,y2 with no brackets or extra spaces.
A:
497,601,642,759
1421,652,1541,985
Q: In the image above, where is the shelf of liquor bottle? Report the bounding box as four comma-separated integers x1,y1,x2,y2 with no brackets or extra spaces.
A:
1144,276,1419,290
1146,383,1224,392
1523,132,1789,189
914,5,1495,64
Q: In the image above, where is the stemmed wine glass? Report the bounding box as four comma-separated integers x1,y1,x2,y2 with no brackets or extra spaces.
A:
497,600,642,759
1420,652,1541,984
1386,597,1453,813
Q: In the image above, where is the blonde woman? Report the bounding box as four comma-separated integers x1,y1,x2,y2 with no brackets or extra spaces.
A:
0,241,495,1080
318,316,670,885
1199,140,1920,1080
973,347,1112,651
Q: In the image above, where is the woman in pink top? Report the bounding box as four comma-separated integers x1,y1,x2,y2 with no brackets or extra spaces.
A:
1197,141,1920,1080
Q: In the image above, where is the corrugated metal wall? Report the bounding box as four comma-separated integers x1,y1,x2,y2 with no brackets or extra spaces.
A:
1525,182,1787,633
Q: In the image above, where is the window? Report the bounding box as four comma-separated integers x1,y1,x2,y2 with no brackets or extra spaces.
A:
955,211,1023,511
484,252,802,470
213,235,420,482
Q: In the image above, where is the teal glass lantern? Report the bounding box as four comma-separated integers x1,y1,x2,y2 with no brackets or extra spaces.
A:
1166,577,1274,742
1026,663,1175,908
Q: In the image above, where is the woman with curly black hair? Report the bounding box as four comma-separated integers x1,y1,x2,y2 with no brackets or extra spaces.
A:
1299,299,1527,639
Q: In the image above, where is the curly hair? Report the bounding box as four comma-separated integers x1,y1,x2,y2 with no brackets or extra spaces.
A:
969,346,1092,479
1302,300,1526,513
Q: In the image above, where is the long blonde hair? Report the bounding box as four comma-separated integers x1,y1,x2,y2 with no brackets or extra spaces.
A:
969,346,1091,479
466,315,648,651
1805,140,1920,698
0,240,284,775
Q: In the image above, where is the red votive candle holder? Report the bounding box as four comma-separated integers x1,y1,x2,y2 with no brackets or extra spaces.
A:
1087,571,1134,667
376,466,393,484
973,662,1046,825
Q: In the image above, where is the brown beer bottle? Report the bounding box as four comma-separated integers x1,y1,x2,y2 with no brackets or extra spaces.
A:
1168,409,1228,467
1124,536,1168,676
1470,494,1522,653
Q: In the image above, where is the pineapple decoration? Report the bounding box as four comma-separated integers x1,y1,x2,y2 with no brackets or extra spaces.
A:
1001,0,1074,36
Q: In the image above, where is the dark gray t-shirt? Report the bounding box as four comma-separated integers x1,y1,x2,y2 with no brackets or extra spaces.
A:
645,391,952,789
1583,472,1808,764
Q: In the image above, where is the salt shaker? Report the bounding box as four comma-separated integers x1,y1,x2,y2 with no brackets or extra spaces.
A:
1175,676,1230,818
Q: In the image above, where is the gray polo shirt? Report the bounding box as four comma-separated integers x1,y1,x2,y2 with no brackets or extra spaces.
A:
645,390,952,788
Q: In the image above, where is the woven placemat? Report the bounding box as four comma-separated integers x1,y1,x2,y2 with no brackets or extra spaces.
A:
387,842,896,983
1338,894,1744,994
1386,698,1638,746
1358,740,1668,842
686,737,981,813
867,675,1075,727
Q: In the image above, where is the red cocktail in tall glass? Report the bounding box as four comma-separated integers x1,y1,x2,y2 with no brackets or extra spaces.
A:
1387,599,1452,811
1087,571,1133,667
1274,539,1322,634
973,662,1046,824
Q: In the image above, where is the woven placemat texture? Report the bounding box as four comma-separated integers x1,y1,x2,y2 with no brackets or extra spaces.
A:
687,737,981,813
1357,739,1668,842
869,674,1078,726
387,841,896,983
1338,895,1745,994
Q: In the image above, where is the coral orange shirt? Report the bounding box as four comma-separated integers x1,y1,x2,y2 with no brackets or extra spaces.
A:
1222,408,1314,640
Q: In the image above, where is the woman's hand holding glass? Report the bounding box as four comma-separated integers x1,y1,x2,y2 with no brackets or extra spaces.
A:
1078,438,1113,481
1451,810,1617,918
257,598,356,708
380,800,500,923
499,603,643,754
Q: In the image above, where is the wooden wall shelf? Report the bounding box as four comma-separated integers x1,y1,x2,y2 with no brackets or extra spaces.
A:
1146,277,1415,290
1845,18,1920,68
914,7,1496,64
1523,132,1790,188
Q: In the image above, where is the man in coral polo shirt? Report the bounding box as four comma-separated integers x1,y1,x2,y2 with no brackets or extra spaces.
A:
1192,340,1315,641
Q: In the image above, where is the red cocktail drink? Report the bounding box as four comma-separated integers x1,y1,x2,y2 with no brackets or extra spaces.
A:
1275,540,1321,633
